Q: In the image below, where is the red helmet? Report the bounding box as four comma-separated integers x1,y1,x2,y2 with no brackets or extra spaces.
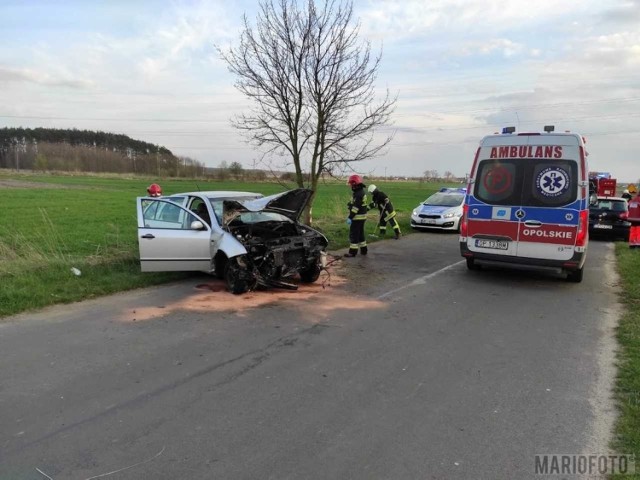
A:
147,183,162,197
347,174,363,187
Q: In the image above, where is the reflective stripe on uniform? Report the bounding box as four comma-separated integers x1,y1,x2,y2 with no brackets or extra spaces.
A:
350,243,359,249
352,214,367,220
358,241,367,248
384,210,397,221
351,207,359,213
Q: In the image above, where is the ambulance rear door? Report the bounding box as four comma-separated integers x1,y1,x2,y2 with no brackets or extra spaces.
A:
514,136,583,261
515,160,580,260
466,156,522,257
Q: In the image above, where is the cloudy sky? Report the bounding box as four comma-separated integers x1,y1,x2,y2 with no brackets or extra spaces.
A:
1,0,639,181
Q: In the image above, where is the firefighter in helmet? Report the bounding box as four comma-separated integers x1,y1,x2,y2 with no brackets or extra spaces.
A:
345,174,368,257
367,184,401,239
147,183,162,197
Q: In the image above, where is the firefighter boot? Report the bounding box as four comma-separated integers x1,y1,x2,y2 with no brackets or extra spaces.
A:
394,229,401,240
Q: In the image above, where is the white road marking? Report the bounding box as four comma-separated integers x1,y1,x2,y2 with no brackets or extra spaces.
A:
377,260,465,300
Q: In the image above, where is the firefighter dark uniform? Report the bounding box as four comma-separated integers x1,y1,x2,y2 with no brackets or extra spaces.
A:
368,184,401,239
345,175,368,257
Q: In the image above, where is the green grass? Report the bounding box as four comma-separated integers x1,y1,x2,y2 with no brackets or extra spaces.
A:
0,170,444,317
612,242,640,478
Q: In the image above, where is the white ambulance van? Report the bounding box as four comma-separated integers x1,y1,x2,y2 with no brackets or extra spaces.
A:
459,126,589,282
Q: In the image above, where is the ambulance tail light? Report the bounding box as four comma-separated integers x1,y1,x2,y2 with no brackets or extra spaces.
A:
460,204,469,237
620,212,628,220
576,210,588,247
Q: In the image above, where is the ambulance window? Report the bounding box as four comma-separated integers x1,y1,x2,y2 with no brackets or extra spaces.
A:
474,159,520,205
523,160,578,207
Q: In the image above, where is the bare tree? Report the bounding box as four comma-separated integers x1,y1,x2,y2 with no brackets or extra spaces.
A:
217,160,230,181
423,169,439,182
229,161,245,179
218,0,396,223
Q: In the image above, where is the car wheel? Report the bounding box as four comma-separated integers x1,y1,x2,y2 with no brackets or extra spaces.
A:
566,267,584,283
466,257,480,270
224,257,256,294
299,262,322,283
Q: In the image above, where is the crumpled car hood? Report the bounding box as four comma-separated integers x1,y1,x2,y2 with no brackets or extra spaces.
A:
223,188,313,225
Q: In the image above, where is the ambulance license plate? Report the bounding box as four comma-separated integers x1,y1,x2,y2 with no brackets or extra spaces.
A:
475,239,509,250
593,224,613,229
422,219,436,224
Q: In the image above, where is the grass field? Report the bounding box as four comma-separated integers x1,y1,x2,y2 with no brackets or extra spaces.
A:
0,170,445,317
612,243,640,478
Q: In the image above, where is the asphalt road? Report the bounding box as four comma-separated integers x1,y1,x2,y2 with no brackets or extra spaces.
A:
0,233,620,479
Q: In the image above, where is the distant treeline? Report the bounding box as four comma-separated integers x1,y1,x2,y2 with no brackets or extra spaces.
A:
0,127,206,177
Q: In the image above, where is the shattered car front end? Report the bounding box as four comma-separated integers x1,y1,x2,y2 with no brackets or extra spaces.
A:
222,189,328,293
224,210,328,292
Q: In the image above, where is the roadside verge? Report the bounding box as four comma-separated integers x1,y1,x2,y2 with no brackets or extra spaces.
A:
612,243,640,478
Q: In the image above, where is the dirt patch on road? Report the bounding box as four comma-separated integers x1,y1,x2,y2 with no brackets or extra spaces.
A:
122,266,385,323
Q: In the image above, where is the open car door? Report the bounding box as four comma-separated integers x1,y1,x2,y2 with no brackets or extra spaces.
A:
136,197,213,272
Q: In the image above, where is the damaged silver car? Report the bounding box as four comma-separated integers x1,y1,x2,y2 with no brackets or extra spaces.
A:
136,189,328,294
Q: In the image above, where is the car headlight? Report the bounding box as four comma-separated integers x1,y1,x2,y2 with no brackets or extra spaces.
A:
412,209,418,216
443,212,455,218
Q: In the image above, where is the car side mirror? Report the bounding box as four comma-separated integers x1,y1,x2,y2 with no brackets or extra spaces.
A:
190,220,206,230
589,194,598,206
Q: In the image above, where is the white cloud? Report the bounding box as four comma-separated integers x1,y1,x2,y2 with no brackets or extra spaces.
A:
453,38,526,58
0,65,93,89
359,0,603,39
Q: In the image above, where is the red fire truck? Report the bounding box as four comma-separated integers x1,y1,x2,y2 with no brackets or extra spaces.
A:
589,172,617,197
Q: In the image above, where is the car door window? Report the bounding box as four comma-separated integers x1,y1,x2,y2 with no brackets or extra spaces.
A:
142,199,198,229
210,200,223,224
189,199,212,227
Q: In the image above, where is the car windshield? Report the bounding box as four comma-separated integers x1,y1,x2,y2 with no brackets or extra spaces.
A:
233,211,293,224
593,200,627,212
423,193,464,207
209,196,262,224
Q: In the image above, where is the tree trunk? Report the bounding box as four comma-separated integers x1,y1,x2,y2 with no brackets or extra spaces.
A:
303,188,316,225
